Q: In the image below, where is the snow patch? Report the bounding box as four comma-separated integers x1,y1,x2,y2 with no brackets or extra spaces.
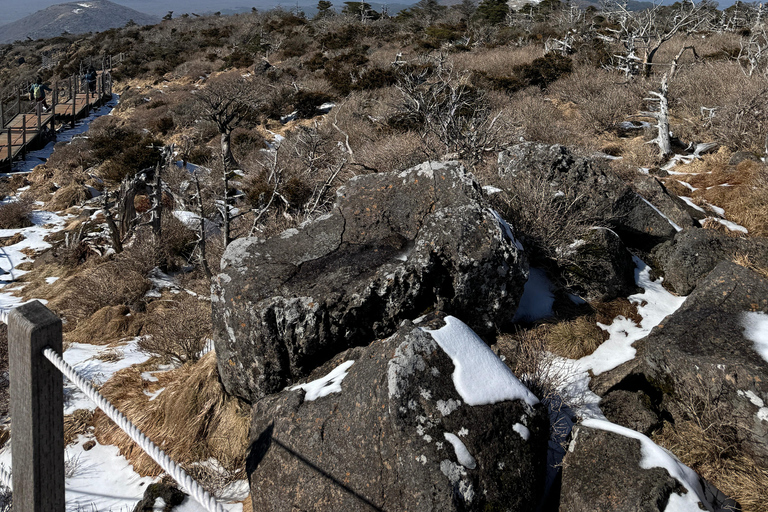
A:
742,311,768,364
513,423,530,441
679,196,705,213
444,432,477,469
291,360,354,401
701,217,748,234
583,419,714,511
424,316,539,407
490,209,524,251
640,197,682,232
737,389,768,422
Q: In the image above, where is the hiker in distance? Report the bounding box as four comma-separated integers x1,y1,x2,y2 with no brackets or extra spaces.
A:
29,77,51,112
86,66,97,97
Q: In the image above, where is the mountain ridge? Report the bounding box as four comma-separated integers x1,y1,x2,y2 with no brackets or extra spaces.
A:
0,0,159,44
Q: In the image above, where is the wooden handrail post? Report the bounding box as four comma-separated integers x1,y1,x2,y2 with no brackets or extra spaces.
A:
21,115,26,160
71,83,76,129
1,99,4,128
8,301,65,512
36,101,42,131
6,128,11,161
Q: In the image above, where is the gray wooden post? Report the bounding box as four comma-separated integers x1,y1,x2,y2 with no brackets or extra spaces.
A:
6,128,11,161
71,83,76,129
1,99,4,128
36,102,41,131
8,301,65,512
21,115,26,160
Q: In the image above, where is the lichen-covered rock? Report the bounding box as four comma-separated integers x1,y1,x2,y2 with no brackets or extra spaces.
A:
247,320,548,512
558,227,638,302
497,143,677,251
653,228,768,295
561,422,736,512
213,161,528,402
632,175,702,228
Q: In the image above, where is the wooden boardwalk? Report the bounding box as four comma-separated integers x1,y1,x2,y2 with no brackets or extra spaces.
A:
0,91,112,172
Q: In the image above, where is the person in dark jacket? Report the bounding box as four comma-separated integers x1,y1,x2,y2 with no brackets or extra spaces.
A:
86,66,97,97
29,77,51,111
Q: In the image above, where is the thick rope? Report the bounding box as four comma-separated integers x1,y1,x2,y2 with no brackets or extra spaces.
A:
42,347,226,512
0,464,10,490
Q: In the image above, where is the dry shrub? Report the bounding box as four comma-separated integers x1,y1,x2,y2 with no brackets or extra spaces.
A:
652,384,768,512
64,409,94,445
140,295,212,364
544,316,607,359
505,88,576,146
94,353,250,485
549,67,645,133
43,138,95,172
0,197,33,229
450,45,542,75
65,305,143,346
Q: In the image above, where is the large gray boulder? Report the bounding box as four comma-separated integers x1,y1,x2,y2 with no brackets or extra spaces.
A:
558,227,638,302
213,161,528,402
632,175,703,228
561,422,736,512
247,319,548,512
592,261,768,467
653,228,768,295
497,143,678,251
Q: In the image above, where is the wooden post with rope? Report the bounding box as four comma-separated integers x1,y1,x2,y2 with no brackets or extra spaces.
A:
8,300,65,512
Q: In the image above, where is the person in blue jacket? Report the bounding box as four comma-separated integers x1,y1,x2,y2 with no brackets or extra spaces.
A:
29,77,51,112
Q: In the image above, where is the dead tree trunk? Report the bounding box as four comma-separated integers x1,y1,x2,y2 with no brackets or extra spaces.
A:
193,173,213,279
102,191,123,253
118,176,139,238
641,45,698,159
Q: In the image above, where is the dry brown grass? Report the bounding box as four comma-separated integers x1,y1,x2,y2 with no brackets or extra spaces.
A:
652,384,768,512
592,297,642,326
46,182,90,211
64,409,94,445
94,352,250,483
725,172,768,237
450,45,543,75
544,316,607,360
65,305,144,346
0,197,33,229
732,252,768,279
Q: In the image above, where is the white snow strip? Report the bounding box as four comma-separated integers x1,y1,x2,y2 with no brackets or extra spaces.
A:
664,491,705,512
482,185,503,195
742,311,768,364
676,180,698,192
703,217,748,234
489,209,524,251
45,276,60,284
512,268,555,323
291,360,354,401
444,433,477,469
425,316,539,406
679,196,705,213
705,202,725,216
575,257,686,376
640,197,682,232
582,419,714,512
513,423,530,441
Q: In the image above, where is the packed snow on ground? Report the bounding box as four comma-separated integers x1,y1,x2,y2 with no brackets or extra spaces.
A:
582,419,714,512
0,209,72,283
62,337,152,415
512,268,555,323
425,316,539,407
291,360,355,401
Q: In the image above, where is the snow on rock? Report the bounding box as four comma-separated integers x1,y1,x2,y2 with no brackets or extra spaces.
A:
513,423,531,441
574,257,686,376
679,196,705,213
582,418,714,512
512,268,554,323
424,316,539,407
640,197,682,232
736,389,768,423
0,209,72,282
291,360,354,401
490,209,524,251
742,311,768,364
444,432,477,469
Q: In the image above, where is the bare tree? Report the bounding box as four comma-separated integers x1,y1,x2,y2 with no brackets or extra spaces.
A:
640,45,699,158
604,0,713,77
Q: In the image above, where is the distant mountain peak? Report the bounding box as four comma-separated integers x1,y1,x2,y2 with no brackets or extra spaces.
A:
0,0,159,44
